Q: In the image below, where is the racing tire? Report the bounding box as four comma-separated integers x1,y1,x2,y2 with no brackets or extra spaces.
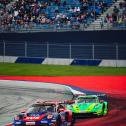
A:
104,103,108,116
102,103,105,114
98,103,106,117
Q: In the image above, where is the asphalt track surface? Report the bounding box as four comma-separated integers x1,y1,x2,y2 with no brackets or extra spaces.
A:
0,80,73,126
0,76,126,126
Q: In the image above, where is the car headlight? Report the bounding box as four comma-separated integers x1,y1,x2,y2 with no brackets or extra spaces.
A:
14,115,19,120
94,104,99,108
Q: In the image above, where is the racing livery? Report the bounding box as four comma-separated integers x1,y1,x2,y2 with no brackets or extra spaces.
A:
66,95,108,117
11,101,73,126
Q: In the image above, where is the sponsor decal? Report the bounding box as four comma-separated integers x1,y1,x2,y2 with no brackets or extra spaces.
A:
41,120,48,123
79,111,86,113
73,105,80,113
51,119,56,122
24,114,46,121
15,122,21,124
26,122,35,125
25,116,40,120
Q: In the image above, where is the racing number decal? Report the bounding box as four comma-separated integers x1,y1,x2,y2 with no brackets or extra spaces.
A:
73,105,80,113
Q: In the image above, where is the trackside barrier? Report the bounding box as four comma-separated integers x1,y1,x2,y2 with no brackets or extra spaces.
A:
0,41,126,67
0,56,126,67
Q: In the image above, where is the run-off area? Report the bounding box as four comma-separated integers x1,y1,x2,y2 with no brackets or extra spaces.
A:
0,80,73,125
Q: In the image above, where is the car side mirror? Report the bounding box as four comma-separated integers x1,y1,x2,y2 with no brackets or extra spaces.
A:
100,100,104,103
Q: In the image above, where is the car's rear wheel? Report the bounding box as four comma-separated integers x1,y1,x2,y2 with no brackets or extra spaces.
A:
98,103,106,117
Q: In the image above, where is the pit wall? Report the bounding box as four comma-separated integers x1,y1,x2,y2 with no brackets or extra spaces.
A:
0,56,126,67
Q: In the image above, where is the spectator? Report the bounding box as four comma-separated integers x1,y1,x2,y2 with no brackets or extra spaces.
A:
0,0,121,31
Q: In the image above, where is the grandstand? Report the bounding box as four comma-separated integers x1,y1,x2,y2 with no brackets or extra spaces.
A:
0,0,126,32
0,0,126,67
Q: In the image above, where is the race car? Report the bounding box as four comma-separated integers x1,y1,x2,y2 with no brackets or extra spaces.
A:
10,100,73,126
66,95,108,117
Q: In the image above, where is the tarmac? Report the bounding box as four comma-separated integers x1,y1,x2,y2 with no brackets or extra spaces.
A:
0,80,73,125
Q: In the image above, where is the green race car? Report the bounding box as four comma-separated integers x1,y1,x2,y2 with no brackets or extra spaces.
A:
66,95,108,117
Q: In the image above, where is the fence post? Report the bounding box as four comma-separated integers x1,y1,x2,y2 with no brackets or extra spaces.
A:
92,43,94,60
47,42,49,64
25,41,27,57
3,40,5,63
69,43,71,65
116,43,118,67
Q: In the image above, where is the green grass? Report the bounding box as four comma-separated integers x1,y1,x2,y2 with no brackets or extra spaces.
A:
0,63,126,76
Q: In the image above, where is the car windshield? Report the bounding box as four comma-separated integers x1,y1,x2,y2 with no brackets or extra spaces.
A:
27,104,55,113
77,97,97,103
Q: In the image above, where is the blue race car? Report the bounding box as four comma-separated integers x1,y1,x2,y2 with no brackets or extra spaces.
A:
11,100,73,126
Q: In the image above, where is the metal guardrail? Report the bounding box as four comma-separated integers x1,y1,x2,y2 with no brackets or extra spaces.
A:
0,41,126,60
